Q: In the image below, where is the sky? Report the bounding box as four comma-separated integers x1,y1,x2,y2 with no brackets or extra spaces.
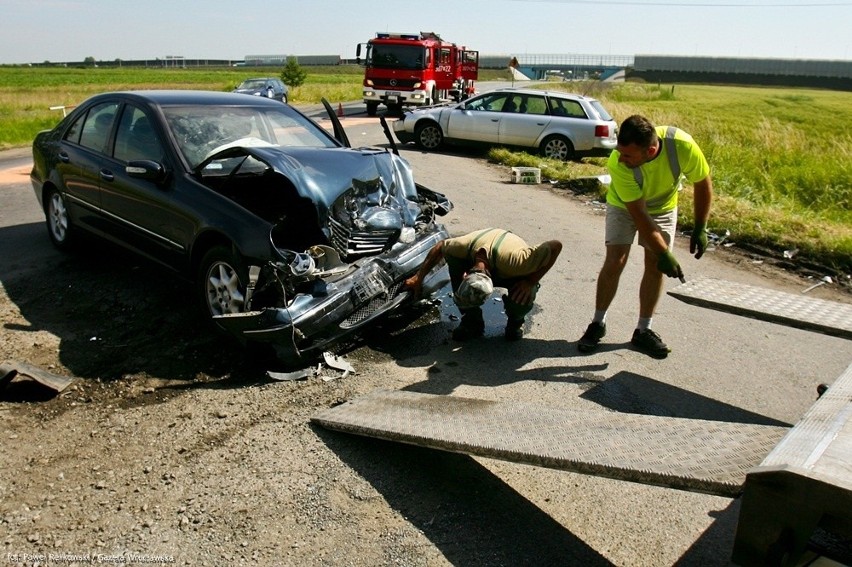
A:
2,0,851,65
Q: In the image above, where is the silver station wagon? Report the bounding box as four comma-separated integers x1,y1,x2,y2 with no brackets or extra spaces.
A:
393,87,618,161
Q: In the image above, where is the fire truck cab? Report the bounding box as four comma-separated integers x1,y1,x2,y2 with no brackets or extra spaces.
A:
357,31,478,116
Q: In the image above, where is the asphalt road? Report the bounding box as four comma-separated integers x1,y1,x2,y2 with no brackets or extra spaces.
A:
1,113,851,565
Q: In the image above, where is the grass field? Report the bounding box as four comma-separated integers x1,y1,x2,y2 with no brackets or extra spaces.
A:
1,65,849,274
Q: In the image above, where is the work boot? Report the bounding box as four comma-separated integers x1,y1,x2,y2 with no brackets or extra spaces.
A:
577,322,606,353
631,328,671,359
505,318,524,341
452,309,484,341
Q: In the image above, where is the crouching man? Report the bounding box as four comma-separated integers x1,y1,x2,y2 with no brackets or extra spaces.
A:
405,228,562,341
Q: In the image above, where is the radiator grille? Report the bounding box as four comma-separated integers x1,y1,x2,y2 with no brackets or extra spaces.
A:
329,217,396,260
374,79,418,89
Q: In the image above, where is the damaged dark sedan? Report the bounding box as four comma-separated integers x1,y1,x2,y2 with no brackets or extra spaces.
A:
30,90,452,363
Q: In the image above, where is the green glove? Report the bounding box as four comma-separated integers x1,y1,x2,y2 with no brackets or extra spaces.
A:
657,250,684,279
690,222,708,259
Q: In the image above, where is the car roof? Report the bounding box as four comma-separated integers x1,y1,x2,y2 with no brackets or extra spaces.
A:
85,90,285,107
490,88,595,101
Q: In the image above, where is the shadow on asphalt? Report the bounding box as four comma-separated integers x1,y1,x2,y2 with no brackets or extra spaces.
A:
313,428,617,566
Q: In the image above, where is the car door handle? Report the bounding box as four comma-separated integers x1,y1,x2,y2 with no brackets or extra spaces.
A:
99,169,114,182
58,151,70,163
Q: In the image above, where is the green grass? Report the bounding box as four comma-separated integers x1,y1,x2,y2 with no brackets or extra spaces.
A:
1,66,849,273
491,81,852,274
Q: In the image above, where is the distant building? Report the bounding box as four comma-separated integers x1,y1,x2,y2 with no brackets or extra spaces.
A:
244,54,341,66
631,55,852,91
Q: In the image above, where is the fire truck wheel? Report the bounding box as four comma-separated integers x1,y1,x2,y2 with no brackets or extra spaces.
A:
366,102,379,116
414,122,443,151
430,87,438,105
540,134,575,161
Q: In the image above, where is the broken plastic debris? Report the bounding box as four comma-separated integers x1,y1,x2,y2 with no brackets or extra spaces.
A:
0,360,75,393
267,354,354,383
322,352,355,378
783,248,799,259
708,229,730,247
267,367,315,382
802,276,833,294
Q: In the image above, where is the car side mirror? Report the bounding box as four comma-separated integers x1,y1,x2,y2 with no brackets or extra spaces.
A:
126,160,169,185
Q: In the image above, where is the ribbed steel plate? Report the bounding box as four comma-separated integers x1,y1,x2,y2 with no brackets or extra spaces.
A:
312,390,788,497
668,276,852,339
759,361,852,472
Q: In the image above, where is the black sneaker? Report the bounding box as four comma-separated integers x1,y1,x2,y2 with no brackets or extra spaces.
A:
505,318,524,341
577,322,606,352
631,328,670,359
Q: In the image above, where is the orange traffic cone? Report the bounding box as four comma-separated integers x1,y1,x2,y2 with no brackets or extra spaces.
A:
337,103,344,118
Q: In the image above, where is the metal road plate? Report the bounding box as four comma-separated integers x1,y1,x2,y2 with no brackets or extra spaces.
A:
760,361,852,474
312,390,788,497
668,276,852,340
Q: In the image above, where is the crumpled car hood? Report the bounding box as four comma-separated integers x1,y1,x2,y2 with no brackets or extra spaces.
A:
209,144,421,225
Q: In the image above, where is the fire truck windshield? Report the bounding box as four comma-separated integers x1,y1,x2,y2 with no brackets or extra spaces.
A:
368,45,426,70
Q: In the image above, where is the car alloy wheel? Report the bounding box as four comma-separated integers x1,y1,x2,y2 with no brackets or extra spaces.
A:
200,246,247,318
46,189,73,249
541,135,575,161
415,122,443,150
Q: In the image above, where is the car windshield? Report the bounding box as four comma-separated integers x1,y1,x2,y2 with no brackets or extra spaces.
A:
368,45,426,70
162,104,337,169
237,79,267,89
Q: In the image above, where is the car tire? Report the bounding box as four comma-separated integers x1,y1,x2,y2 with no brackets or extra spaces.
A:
366,102,378,117
281,93,288,104
414,121,443,151
44,188,75,251
198,245,248,324
540,135,575,161
266,88,274,99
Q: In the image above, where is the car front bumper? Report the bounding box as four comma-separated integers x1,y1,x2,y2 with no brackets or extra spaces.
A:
213,224,449,363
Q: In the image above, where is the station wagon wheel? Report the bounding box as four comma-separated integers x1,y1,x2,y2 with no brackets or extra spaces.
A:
415,121,443,151
281,92,288,104
540,135,575,161
199,246,248,321
45,188,74,250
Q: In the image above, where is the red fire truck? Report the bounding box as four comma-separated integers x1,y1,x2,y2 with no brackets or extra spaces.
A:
356,32,479,116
